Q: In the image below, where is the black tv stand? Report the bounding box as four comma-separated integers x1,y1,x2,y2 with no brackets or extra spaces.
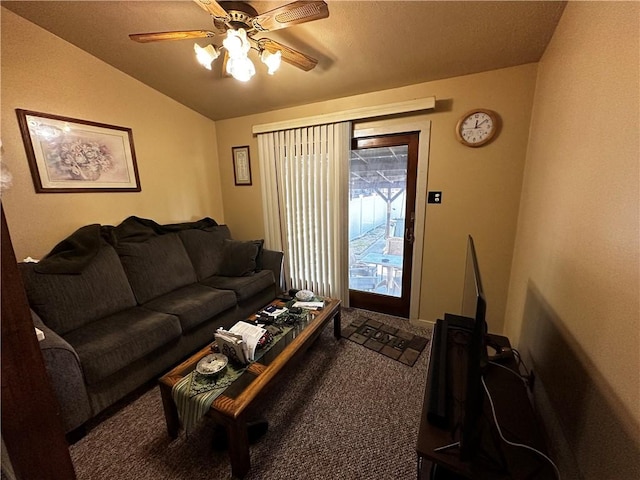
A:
417,326,552,479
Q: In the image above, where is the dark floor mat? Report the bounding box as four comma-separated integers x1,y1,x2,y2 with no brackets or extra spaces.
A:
342,316,429,366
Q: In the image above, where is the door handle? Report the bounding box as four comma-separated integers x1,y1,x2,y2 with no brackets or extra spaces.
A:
405,211,416,244
405,227,414,244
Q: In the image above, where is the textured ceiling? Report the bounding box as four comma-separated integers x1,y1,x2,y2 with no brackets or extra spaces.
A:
2,1,566,121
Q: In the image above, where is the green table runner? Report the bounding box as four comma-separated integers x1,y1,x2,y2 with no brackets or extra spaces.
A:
171,324,294,432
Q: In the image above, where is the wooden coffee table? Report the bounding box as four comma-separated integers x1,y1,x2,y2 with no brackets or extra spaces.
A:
159,298,341,478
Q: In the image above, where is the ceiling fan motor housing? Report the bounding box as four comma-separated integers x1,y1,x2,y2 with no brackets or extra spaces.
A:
215,2,259,32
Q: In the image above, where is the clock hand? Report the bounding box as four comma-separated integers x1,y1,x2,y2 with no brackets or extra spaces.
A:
478,119,488,126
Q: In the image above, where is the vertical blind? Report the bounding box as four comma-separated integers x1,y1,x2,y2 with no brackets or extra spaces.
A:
257,122,350,301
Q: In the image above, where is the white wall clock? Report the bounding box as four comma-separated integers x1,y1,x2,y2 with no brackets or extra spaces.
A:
455,109,498,147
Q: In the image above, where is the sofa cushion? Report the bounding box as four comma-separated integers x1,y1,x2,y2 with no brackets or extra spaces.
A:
200,270,275,301
19,245,137,335
217,239,261,277
253,239,265,271
64,307,182,386
143,284,237,332
178,225,232,280
116,233,197,304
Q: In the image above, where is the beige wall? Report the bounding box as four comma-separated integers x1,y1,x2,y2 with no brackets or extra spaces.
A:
216,64,537,329
505,2,640,478
0,8,224,260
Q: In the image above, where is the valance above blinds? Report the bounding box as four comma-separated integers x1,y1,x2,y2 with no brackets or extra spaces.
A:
252,97,435,134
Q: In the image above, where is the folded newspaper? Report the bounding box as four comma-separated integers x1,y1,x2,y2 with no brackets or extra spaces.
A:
215,321,266,364
292,301,325,310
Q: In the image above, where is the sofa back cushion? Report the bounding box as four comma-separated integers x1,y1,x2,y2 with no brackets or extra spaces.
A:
178,225,232,280
217,239,261,277
19,244,137,335
116,233,197,304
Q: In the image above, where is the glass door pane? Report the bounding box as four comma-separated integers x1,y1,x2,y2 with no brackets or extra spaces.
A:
348,145,407,298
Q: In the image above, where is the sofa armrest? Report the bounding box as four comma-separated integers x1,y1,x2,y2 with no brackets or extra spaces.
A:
31,311,92,433
261,249,284,293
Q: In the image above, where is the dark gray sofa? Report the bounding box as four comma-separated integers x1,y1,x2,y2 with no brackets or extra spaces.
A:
20,218,283,434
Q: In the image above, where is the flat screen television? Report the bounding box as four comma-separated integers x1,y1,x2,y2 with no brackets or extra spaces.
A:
458,235,488,461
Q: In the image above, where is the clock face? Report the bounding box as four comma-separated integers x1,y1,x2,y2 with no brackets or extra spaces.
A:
456,110,497,147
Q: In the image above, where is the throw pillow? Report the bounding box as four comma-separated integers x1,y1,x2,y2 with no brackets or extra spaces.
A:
253,239,265,272
218,239,260,277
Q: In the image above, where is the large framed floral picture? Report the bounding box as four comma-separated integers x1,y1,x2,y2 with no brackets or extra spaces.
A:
16,109,141,193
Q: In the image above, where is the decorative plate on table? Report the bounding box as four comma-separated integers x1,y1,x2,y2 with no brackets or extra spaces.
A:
196,353,228,376
295,289,314,301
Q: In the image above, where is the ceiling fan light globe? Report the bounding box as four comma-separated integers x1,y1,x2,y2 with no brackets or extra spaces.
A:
261,49,281,75
223,28,250,57
223,34,241,55
237,28,251,52
194,43,219,70
227,56,255,82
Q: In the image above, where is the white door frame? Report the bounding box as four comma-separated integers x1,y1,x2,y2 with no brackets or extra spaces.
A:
353,116,431,322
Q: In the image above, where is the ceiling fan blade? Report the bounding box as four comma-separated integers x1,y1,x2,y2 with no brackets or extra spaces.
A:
129,30,216,43
193,0,229,20
257,38,318,71
253,1,329,32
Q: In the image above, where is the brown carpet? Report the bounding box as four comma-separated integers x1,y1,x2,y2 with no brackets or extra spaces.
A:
68,307,432,479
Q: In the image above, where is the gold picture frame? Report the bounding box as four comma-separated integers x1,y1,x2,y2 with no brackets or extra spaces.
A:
232,145,252,186
16,109,141,193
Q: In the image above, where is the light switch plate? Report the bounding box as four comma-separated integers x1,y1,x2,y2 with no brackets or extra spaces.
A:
427,191,442,204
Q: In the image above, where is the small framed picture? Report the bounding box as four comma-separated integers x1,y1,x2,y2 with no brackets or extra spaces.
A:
232,145,252,186
16,109,141,193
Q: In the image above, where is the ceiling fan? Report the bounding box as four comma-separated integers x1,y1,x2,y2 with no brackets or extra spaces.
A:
129,0,329,81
